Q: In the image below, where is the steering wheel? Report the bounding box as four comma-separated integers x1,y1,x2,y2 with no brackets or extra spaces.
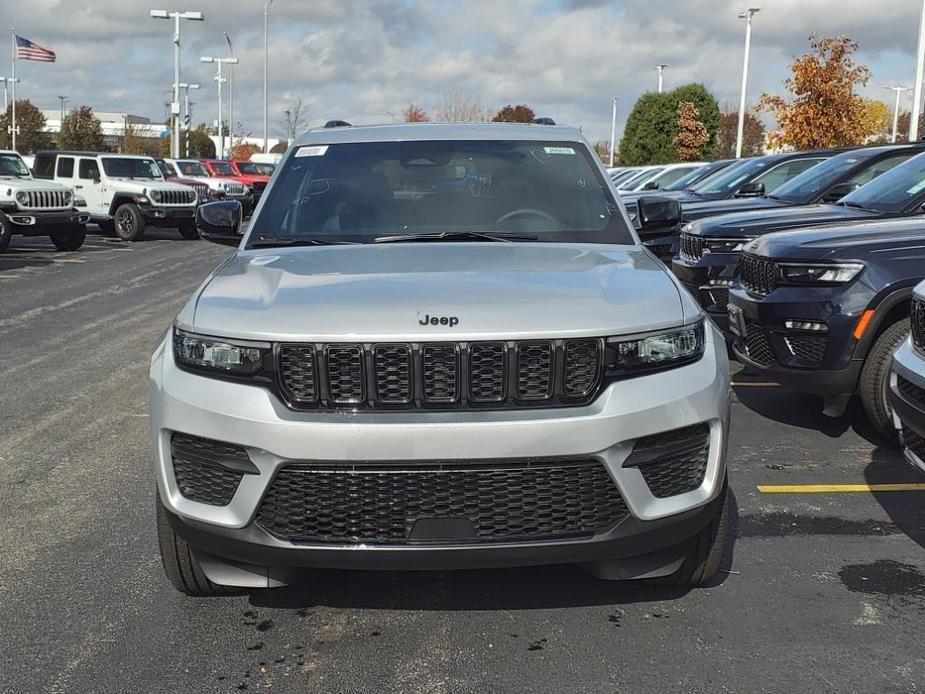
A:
495,208,558,224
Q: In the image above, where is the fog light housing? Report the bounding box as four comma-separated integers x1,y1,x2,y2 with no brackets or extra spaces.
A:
708,278,735,288
784,319,828,332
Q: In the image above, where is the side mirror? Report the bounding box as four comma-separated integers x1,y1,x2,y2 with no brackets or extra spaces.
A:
196,200,243,246
822,182,861,203
642,180,660,191
735,181,765,198
636,196,682,231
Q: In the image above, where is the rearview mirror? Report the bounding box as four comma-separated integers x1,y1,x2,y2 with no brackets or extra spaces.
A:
641,180,660,191
735,181,765,198
636,196,682,231
822,182,861,203
196,200,243,246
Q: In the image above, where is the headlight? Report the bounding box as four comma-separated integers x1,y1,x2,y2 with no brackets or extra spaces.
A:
73,194,86,208
607,321,705,372
173,328,270,375
704,237,756,254
682,223,694,233
63,191,72,205
15,191,28,204
150,190,162,203
777,262,864,285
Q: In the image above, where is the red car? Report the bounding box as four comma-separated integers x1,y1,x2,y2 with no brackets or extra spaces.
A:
202,160,270,204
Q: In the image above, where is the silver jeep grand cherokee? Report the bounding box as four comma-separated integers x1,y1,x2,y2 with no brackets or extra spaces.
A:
149,123,731,595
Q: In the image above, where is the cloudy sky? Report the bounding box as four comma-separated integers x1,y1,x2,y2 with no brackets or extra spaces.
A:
4,0,924,144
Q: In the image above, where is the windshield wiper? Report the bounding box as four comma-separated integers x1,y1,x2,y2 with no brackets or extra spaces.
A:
838,201,868,209
248,234,360,248
373,231,538,244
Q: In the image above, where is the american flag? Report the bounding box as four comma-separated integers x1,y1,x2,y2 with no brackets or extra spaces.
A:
15,35,56,63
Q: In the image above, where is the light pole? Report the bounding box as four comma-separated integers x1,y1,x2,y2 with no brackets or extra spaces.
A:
0,77,18,110
57,95,68,128
223,31,235,154
735,8,760,159
264,0,273,153
201,56,237,158
178,82,200,156
885,86,912,143
150,9,204,158
608,96,617,168
655,64,667,94
912,0,925,141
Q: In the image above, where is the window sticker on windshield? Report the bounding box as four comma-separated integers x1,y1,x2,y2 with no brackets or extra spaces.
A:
295,145,329,158
544,147,575,155
907,179,925,196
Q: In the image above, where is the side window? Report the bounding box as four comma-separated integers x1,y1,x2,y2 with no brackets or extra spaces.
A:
79,159,100,181
755,158,824,192
34,155,55,179
846,153,914,187
56,156,75,179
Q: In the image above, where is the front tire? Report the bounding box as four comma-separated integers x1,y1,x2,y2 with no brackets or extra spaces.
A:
859,318,910,440
156,494,238,597
114,203,146,242
658,482,729,586
178,220,199,240
49,223,86,251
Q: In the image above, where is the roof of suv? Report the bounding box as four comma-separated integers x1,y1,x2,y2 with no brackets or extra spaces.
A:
35,150,154,159
295,123,583,146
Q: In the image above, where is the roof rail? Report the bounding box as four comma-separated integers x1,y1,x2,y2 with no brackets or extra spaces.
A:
323,119,352,129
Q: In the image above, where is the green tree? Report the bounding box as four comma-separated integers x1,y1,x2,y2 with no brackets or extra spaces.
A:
186,124,216,158
0,99,50,154
59,106,105,150
619,83,720,165
492,104,536,123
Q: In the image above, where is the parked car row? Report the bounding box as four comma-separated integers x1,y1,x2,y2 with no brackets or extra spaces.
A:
627,142,925,450
0,150,275,251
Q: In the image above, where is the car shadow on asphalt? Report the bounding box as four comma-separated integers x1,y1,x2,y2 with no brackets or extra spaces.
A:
0,255,55,271
246,492,740,611
864,444,925,551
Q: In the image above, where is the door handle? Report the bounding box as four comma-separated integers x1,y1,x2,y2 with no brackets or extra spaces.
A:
74,185,83,189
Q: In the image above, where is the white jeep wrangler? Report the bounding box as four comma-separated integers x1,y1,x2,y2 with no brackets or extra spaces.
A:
0,149,89,253
33,151,199,241
166,158,254,216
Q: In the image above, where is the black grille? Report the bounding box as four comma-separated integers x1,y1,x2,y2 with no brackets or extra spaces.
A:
278,339,603,410
912,298,925,352
632,424,710,498
255,460,628,544
679,233,705,261
739,254,778,296
23,189,71,209
741,321,775,367
158,188,197,206
170,433,250,506
898,376,925,410
785,335,828,365
902,426,925,462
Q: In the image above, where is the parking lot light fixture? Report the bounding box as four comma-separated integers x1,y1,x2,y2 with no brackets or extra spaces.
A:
608,96,617,168
201,56,237,158
264,0,273,153
735,8,760,159
655,64,667,94
150,8,205,159
884,86,912,143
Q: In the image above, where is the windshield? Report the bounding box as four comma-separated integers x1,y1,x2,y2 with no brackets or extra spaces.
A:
695,157,774,196
157,160,178,178
237,162,272,175
177,160,209,177
0,153,30,177
101,157,161,179
650,165,699,189
610,169,639,186
840,152,925,213
248,139,634,247
619,167,664,190
210,161,237,176
663,160,731,192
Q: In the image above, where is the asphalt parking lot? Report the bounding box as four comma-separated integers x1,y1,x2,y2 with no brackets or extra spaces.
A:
4,232,925,694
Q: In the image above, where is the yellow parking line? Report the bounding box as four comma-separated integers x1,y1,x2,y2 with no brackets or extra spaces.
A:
731,382,779,387
758,483,925,493
0,274,22,280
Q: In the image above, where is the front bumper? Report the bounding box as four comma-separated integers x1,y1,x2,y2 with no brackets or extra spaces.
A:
728,285,866,397
890,338,925,474
672,254,738,332
9,209,90,234
149,325,730,572
139,204,196,226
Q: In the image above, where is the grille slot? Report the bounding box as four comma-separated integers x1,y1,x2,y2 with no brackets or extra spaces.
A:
255,460,628,544
785,335,828,365
170,433,251,506
739,254,778,296
631,424,711,498
741,321,775,367
898,376,925,410
23,189,70,209
913,298,925,353
679,233,705,262
277,339,603,410
902,426,925,462
157,188,196,205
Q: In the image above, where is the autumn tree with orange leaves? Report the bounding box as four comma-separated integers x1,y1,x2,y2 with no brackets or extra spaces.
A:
403,104,430,122
674,102,709,161
759,36,876,150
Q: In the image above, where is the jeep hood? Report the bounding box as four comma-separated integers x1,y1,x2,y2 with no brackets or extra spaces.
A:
108,179,191,193
681,196,788,222
692,203,881,238
2,178,69,191
187,243,690,342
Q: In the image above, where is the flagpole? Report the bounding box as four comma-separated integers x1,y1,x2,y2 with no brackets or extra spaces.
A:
10,28,16,151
